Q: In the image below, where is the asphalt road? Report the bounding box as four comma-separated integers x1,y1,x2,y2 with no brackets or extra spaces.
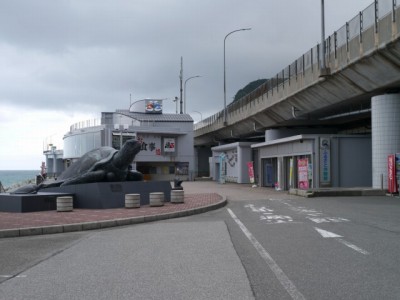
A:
1,187,400,299
219,196,400,299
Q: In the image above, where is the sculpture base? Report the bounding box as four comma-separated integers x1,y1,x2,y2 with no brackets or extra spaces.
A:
42,181,172,209
0,192,73,213
0,181,172,212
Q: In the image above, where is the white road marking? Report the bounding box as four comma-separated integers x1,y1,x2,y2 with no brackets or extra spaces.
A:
308,217,349,224
0,275,27,278
228,208,306,300
315,228,342,238
307,213,324,217
336,238,370,255
259,214,295,224
244,204,296,224
314,227,369,255
244,204,273,213
281,201,349,224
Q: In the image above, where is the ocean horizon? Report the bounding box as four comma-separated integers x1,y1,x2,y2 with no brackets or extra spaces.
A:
0,170,39,189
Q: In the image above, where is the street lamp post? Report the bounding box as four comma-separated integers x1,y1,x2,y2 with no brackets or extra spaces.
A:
192,110,203,122
320,0,330,76
224,28,251,125
184,75,201,113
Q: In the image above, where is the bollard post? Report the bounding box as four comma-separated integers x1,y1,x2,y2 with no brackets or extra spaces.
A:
125,194,140,208
149,192,164,207
171,190,184,203
57,196,73,212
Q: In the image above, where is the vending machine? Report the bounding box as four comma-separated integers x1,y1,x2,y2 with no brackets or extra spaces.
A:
396,154,400,192
388,154,398,194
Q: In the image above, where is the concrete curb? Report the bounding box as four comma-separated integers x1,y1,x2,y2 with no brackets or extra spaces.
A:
289,189,314,198
0,197,227,239
289,188,387,198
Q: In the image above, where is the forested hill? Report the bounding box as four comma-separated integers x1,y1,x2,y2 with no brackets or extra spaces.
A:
233,79,267,102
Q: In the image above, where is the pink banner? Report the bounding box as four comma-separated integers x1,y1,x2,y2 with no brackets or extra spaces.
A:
298,158,309,190
247,162,255,184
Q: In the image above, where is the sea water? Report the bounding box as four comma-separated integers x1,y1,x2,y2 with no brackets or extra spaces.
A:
0,170,38,189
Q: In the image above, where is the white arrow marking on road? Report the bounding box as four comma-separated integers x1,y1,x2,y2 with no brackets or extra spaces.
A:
314,227,369,255
315,228,342,238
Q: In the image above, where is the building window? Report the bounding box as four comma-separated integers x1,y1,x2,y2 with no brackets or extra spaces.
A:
112,134,121,149
176,162,188,175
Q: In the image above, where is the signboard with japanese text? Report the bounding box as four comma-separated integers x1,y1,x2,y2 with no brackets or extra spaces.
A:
136,134,162,156
319,138,331,186
298,158,309,189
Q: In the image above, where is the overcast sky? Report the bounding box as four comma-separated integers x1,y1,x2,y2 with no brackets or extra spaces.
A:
0,0,374,170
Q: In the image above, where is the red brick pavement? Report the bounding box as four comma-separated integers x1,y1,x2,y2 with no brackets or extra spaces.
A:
0,193,223,230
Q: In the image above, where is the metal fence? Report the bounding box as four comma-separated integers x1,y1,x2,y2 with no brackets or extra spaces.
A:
69,119,101,131
194,0,398,131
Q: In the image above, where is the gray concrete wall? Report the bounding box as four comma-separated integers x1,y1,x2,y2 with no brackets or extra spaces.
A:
331,136,372,188
238,146,252,183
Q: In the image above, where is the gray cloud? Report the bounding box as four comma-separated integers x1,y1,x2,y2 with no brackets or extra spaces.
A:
0,0,374,116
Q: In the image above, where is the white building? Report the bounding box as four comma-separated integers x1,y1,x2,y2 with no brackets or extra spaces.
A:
210,142,254,184
62,99,195,181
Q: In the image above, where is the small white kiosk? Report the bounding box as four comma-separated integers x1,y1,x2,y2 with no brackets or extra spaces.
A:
210,142,254,184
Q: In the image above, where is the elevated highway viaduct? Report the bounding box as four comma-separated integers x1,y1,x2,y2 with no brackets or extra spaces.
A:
194,1,400,189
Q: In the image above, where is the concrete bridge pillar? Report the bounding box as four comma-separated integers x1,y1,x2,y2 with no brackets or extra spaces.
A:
371,94,400,189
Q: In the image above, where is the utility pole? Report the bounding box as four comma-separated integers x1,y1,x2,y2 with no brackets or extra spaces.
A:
179,57,183,114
